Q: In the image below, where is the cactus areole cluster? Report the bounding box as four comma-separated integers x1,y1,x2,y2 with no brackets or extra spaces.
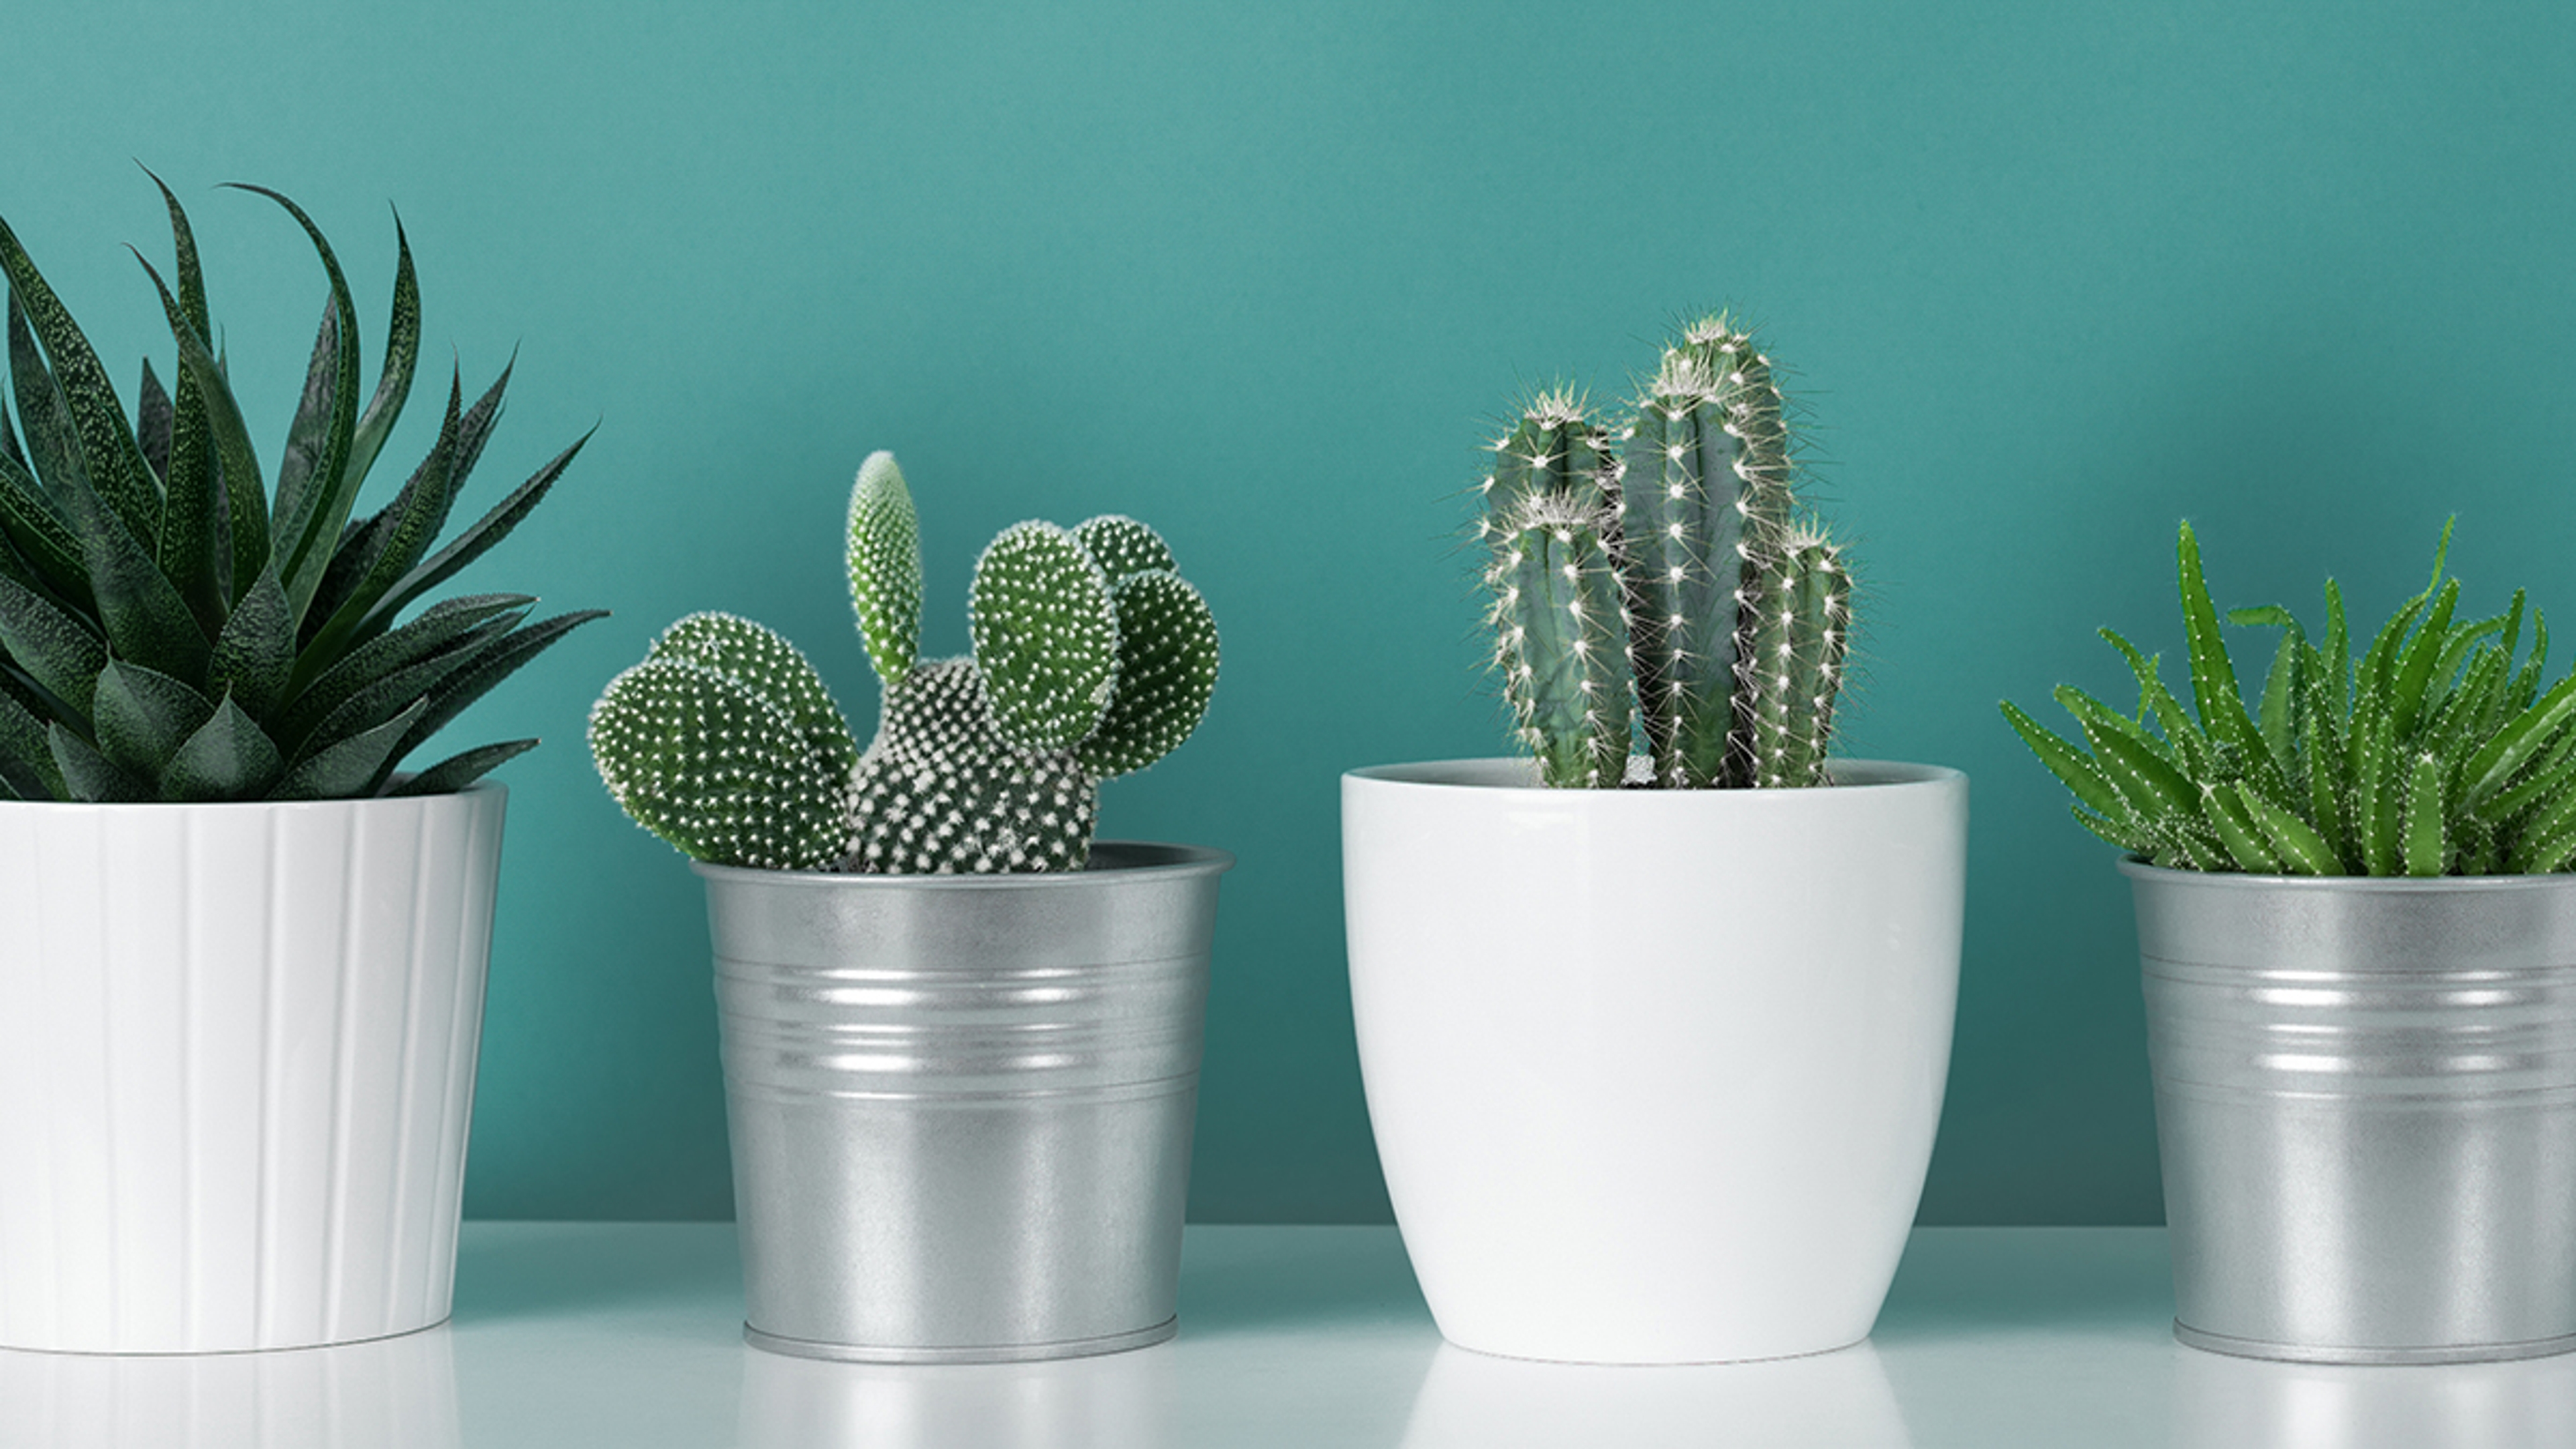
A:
1481,313,1853,790
590,452,1219,873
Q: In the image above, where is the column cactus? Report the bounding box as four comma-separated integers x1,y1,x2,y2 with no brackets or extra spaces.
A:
591,451,1219,873
1474,313,1856,790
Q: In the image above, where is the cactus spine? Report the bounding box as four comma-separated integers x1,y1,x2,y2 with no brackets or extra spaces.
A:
592,451,1219,873
1483,392,1631,788
1477,315,1856,790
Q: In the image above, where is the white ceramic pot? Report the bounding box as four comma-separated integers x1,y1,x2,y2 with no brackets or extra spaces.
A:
1343,759,1967,1364
0,786,508,1354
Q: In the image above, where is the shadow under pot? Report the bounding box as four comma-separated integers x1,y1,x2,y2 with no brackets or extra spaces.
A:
696,842,1231,1363
2129,864,2576,1364
1342,759,1968,1364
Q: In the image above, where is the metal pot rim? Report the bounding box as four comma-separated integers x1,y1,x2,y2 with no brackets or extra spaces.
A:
2118,858,2576,894
692,838,1234,890
1344,757,1963,794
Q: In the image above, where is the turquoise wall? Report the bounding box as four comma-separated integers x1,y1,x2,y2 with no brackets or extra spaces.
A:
9,1,2575,1224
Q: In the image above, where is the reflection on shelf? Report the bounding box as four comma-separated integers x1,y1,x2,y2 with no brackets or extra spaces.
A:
2171,1344,2576,1449
1397,1339,1911,1448
737,1342,1180,1449
0,1326,460,1449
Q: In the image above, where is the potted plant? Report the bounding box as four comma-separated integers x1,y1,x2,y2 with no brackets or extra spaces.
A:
1342,315,1969,1364
2005,521,2576,1363
0,178,600,1353
590,451,1226,1363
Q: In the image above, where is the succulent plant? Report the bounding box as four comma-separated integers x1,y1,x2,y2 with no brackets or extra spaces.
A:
2004,521,2576,875
0,178,600,803
1477,312,1852,790
590,451,1219,873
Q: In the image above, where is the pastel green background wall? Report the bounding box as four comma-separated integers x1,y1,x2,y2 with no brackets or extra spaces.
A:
9,1,2573,1224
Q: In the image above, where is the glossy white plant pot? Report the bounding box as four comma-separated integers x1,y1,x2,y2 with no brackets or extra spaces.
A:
0,786,508,1354
1343,759,1967,1364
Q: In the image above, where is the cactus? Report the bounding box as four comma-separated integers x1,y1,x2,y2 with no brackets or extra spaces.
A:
0,178,600,802
1474,315,1854,790
2005,520,2576,876
591,451,1219,873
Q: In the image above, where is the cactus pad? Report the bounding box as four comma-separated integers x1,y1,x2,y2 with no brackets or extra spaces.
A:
969,521,1118,753
649,612,859,783
847,451,922,686
589,656,854,870
1074,514,1176,580
847,656,1099,872
1079,570,1220,779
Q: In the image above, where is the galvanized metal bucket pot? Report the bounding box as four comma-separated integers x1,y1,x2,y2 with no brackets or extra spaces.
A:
697,841,1231,1364
2129,863,2576,1364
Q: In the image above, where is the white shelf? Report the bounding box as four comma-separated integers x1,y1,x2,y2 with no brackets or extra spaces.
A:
3,1224,2571,1448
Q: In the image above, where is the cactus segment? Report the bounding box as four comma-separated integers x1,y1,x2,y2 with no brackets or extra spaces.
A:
1074,514,1176,580
1744,530,1851,788
1078,569,1219,779
847,656,1099,873
1492,496,1631,788
648,611,859,783
1621,350,1746,788
847,451,922,687
1674,317,1796,555
588,656,853,870
969,521,1118,753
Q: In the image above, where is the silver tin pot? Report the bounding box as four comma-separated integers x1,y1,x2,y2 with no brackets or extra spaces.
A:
2127,862,2576,1363
696,841,1232,1363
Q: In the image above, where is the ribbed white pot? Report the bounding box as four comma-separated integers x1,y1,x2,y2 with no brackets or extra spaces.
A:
1344,759,1967,1364
0,785,507,1354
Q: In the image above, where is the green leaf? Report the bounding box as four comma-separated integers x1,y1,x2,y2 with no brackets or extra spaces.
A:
0,685,63,798
207,564,294,720
2463,670,2576,808
311,359,506,633
230,185,365,623
2249,619,2304,786
156,348,226,633
131,252,271,597
2235,782,2339,875
280,592,531,744
158,694,284,801
2323,578,2351,719
291,371,462,683
340,215,420,500
2357,710,2402,875
274,698,425,800
2071,804,2155,855
91,658,216,779
2389,578,2459,741
386,737,535,796
2177,521,2268,771
141,167,211,342
2083,713,2199,823
286,616,506,760
378,608,608,788
2205,782,2285,873
136,358,172,480
2511,610,2551,714
2402,749,2447,877
2006,703,2135,828
0,216,161,545
0,445,89,606
48,722,146,801
2100,628,2210,775
2484,720,2576,822
352,429,593,644
0,568,105,718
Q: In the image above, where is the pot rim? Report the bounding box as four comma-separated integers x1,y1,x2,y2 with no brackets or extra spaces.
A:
2118,857,2576,894
1343,757,1963,794
692,838,1234,890
0,779,504,814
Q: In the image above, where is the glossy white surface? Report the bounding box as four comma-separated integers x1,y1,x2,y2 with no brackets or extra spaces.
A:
4,1224,2573,1448
0,788,507,1352
1343,760,1968,1361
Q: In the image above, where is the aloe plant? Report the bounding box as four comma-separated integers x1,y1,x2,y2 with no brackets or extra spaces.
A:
1479,313,1853,789
2004,521,2576,875
0,178,600,803
590,451,1220,873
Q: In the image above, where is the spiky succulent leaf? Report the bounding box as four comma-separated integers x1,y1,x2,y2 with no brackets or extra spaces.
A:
160,696,284,801
207,564,294,720
1078,569,1218,779
969,521,1118,753
1073,514,1176,580
0,445,88,604
231,184,368,623
352,428,592,643
48,723,145,802
136,360,172,480
388,737,535,798
132,251,272,596
0,686,63,798
590,657,850,870
0,568,105,718
294,370,462,678
0,220,160,544
91,659,216,780
846,450,921,687
379,609,606,785
276,699,426,800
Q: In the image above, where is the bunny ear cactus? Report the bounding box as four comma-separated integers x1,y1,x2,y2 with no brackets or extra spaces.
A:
0,178,600,803
2005,520,2576,876
590,450,1220,874
1474,313,1854,791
